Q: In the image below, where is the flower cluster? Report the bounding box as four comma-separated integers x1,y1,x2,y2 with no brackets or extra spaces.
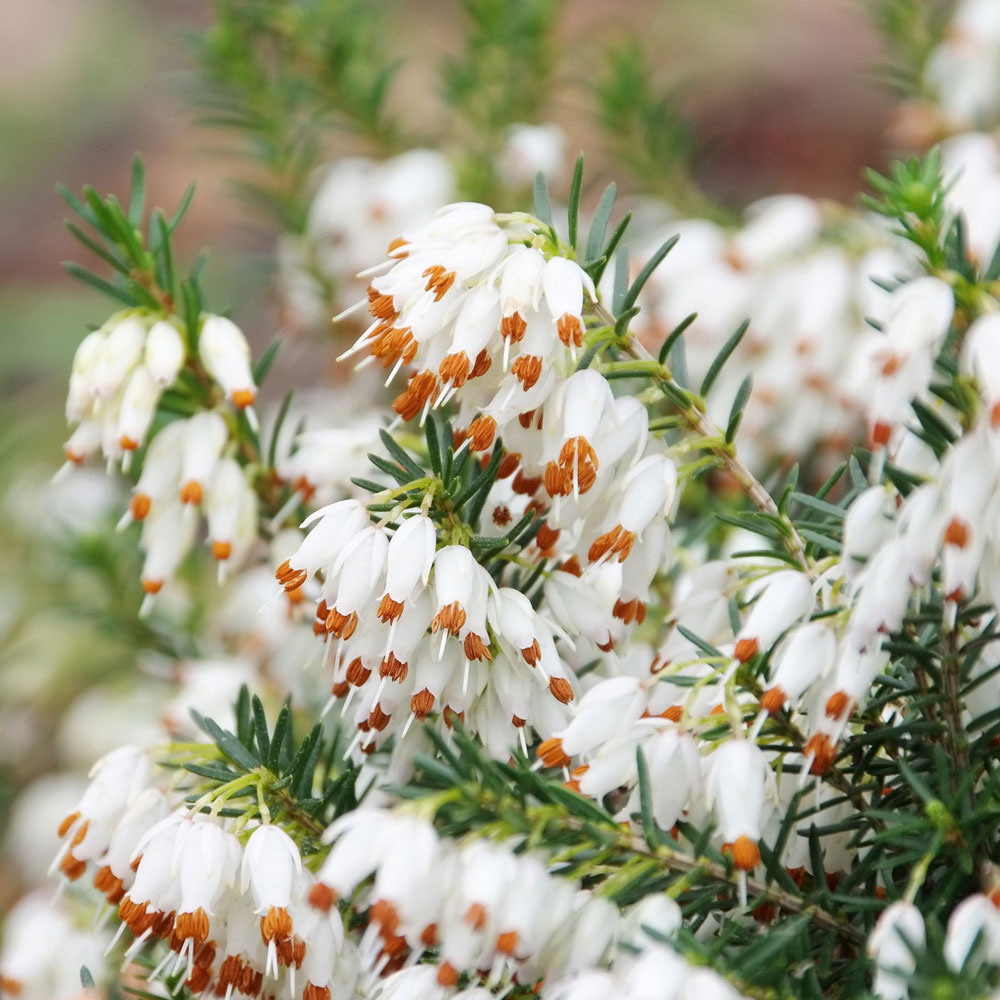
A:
536,567,820,876
281,128,568,334
279,150,456,331
64,311,258,469
314,806,621,987
62,311,264,604
264,204,678,756
52,746,360,1000
625,194,913,471
938,131,1000,266
50,747,748,1000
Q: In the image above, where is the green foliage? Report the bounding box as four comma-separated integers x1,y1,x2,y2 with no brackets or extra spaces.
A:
188,0,404,232
173,687,358,847
59,157,200,319
444,0,561,203
863,148,1000,434
863,148,950,269
595,38,718,217
399,725,877,998
869,0,953,97
355,415,540,568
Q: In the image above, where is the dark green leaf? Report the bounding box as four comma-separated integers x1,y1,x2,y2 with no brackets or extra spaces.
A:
168,181,197,233
424,412,442,475
675,624,723,659
635,746,661,849
612,245,629,314
657,311,697,366
503,509,537,545
351,477,387,494
533,171,552,225
150,208,175,301
268,704,292,772
288,724,323,791
379,429,426,480
585,181,617,264
183,762,241,783
127,155,145,226
267,391,294,469
461,444,506,527
590,212,631,285
62,262,137,307
368,453,416,486
251,696,271,762
700,318,749,397
620,234,679,313
469,535,510,552
725,374,752,443
180,280,202,346
253,341,281,385
190,709,259,771
58,183,97,225
613,305,641,337
294,725,324,797
64,222,130,275
567,153,584,249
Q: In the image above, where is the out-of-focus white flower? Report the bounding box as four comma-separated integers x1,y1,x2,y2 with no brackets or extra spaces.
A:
0,893,108,1000
179,410,229,506
300,149,455,318
497,123,566,187
944,893,1000,971
53,745,150,883
91,314,146,401
868,902,925,1000
5,774,88,887
729,195,822,269
926,0,1000,130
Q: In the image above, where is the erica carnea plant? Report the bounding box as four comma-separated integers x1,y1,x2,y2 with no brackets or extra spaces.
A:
7,2,1000,1000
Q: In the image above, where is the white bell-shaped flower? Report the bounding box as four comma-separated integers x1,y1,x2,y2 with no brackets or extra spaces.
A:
198,314,257,409
144,318,186,387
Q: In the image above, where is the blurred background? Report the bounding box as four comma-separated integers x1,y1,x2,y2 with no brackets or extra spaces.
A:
0,0,901,911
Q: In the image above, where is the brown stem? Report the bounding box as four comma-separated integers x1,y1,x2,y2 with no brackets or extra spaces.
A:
535,800,866,948
274,788,326,837
130,266,175,313
941,628,970,795
620,833,865,947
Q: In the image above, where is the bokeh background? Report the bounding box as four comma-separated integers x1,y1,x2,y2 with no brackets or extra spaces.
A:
0,0,898,909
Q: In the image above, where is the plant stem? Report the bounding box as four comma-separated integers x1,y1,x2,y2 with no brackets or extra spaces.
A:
619,832,865,947
590,300,809,572
940,627,970,794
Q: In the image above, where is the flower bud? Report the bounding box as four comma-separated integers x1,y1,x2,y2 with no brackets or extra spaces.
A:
199,314,257,409
179,410,228,504
116,365,162,452
144,319,186,386
91,315,146,400
66,330,106,421
868,902,924,1000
